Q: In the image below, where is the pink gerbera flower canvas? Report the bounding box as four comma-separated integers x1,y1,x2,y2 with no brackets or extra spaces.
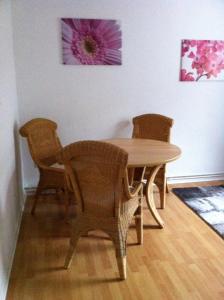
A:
61,18,122,65
180,39,224,81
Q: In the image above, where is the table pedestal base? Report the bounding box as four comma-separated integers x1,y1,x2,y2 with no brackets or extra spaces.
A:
145,164,164,228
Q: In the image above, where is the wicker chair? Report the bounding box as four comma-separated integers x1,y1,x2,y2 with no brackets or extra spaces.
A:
20,118,70,215
58,141,143,280
132,114,174,209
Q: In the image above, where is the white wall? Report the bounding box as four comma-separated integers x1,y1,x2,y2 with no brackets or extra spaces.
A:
0,1,23,299
12,0,224,188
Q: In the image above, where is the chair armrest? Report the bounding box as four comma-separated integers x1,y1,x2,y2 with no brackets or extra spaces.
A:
124,169,143,199
37,161,65,174
40,154,58,166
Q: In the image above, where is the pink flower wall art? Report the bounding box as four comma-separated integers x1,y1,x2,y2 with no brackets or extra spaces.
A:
61,18,122,65
180,39,224,81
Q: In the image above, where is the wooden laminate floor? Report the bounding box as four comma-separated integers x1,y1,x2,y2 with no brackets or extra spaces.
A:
7,182,224,300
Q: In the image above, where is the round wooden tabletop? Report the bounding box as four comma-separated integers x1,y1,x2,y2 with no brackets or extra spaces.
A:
104,138,181,167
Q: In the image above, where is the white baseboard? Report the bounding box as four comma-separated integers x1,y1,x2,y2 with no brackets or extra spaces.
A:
24,173,224,196
24,187,36,195
167,173,224,184
24,187,56,196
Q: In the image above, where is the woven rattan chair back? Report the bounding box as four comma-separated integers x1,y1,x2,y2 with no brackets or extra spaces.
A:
20,118,62,165
59,141,128,217
132,113,173,142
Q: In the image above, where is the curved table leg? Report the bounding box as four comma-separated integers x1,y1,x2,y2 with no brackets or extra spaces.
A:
145,164,164,228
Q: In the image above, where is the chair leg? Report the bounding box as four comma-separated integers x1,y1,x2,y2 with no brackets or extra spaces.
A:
64,187,70,221
31,184,42,215
116,254,127,280
64,230,80,269
135,205,143,245
56,188,64,202
114,231,127,280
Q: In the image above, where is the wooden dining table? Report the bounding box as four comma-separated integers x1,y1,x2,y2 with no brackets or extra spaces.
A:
104,138,181,228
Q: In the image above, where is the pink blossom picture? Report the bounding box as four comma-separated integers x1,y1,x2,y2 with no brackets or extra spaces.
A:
61,18,122,65
180,39,224,81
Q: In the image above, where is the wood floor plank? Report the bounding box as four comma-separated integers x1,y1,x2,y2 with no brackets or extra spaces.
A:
6,181,224,300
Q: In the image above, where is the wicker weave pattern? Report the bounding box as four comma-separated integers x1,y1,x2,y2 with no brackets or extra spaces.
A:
20,118,62,165
132,114,174,209
132,114,173,142
58,141,143,280
20,118,69,215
